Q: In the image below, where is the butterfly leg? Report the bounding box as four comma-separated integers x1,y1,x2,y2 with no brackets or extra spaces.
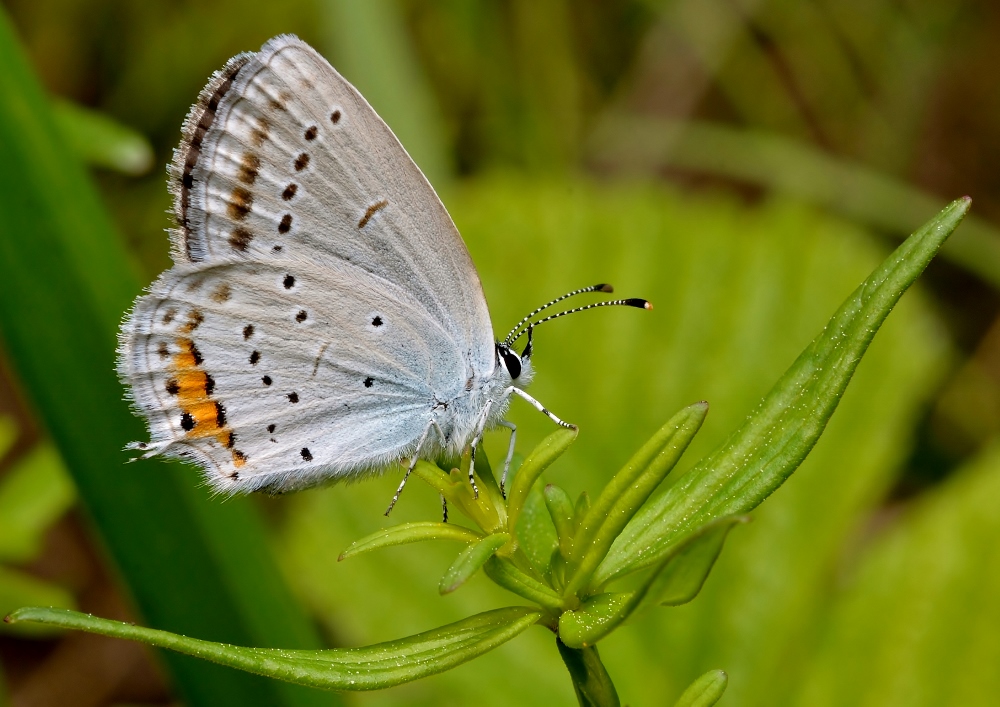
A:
497,420,516,497
506,387,576,429
468,399,499,499
384,419,437,516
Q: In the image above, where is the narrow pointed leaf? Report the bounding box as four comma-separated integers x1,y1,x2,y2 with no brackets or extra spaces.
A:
483,557,565,611
574,491,591,523
559,516,747,647
544,484,576,558
596,199,970,584
5,606,540,691
339,522,482,561
565,402,708,597
514,484,559,577
673,669,728,707
640,516,748,608
507,427,578,532
439,533,510,594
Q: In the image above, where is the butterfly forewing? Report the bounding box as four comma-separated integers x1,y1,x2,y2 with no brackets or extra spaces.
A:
174,35,491,357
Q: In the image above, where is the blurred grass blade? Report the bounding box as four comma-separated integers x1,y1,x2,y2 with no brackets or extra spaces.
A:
590,117,1000,290
0,12,328,706
5,606,541,691
53,98,154,175
0,568,75,637
439,533,510,594
566,402,708,597
507,428,578,533
596,198,968,584
483,557,565,611
559,516,746,648
339,522,482,561
0,443,74,562
321,0,451,186
673,669,728,707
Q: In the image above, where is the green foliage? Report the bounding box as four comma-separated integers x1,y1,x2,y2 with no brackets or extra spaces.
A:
5,606,541,691
672,670,728,707
792,443,1000,707
8,200,965,705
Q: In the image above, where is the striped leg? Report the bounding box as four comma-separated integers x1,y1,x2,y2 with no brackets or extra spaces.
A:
506,387,576,429
467,400,494,499
497,420,516,497
384,419,445,516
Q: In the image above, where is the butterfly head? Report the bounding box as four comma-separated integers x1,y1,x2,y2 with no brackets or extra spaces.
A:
495,328,534,387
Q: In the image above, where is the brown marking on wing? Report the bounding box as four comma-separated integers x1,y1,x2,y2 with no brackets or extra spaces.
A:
177,55,251,259
211,283,231,303
358,199,389,228
238,153,260,185
228,187,253,220
250,116,270,147
180,308,205,333
230,226,254,251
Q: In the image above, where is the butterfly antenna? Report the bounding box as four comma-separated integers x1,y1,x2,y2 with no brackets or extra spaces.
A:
502,283,614,346
507,298,652,346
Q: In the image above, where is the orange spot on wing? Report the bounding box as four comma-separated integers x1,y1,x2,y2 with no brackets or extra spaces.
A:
172,337,233,448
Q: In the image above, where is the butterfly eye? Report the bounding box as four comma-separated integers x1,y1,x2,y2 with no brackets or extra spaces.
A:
501,348,522,379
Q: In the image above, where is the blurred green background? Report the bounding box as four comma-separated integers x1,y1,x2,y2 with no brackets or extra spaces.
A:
1,1,998,705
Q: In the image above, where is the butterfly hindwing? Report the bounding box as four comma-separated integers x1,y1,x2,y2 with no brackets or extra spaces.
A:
121,259,466,492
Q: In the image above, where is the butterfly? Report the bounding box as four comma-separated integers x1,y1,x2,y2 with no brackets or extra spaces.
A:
117,35,649,512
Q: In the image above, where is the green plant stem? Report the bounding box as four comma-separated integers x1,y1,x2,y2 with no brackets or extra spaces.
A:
556,638,621,707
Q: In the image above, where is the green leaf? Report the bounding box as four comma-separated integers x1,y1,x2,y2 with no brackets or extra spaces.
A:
596,198,969,584
5,606,541,691
559,516,746,648
413,453,505,533
672,669,728,707
544,484,576,558
643,516,749,608
52,98,154,175
566,402,708,597
506,427,578,533
439,533,510,594
483,557,565,612
514,483,560,577
339,522,483,561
